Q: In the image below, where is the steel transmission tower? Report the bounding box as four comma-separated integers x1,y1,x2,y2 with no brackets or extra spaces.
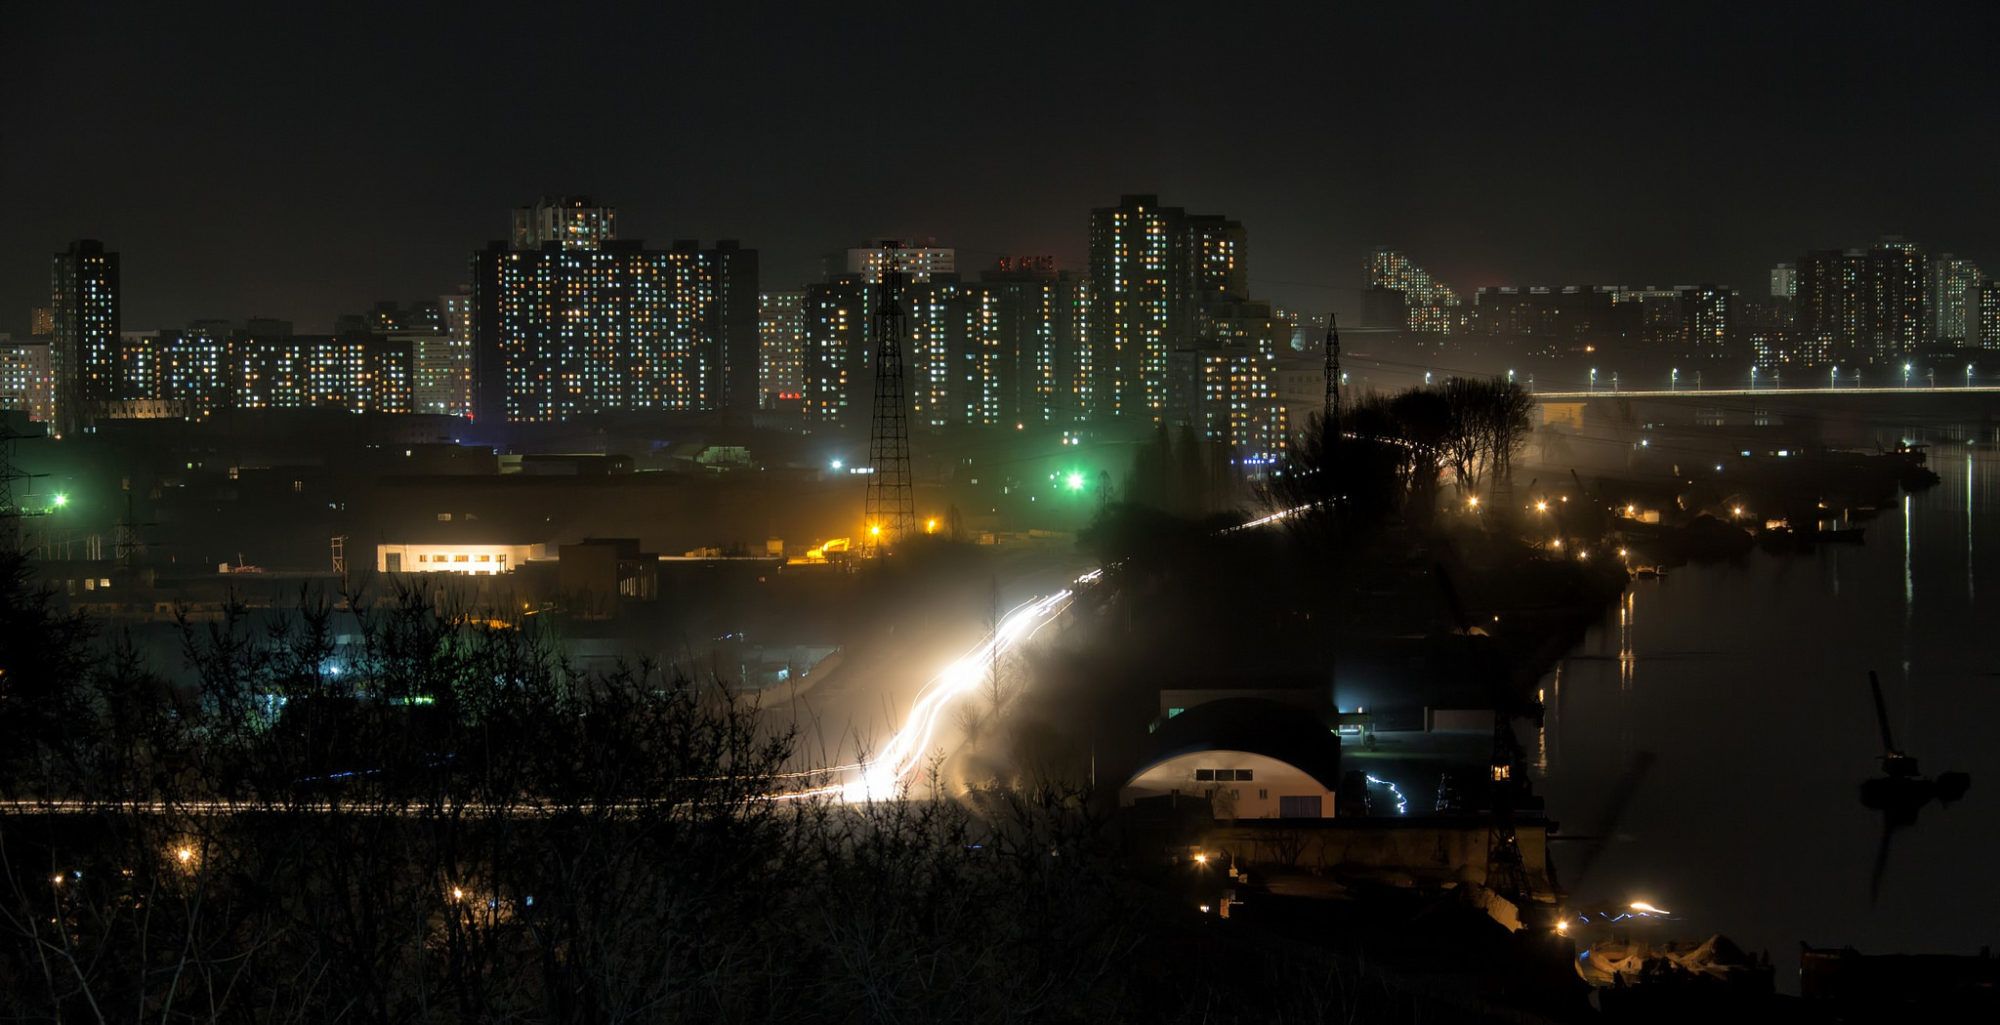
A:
1322,312,1341,425
864,243,915,554
0,418,44,554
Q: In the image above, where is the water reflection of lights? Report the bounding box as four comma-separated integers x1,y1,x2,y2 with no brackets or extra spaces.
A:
1617,592,1636,692
1535,684,1549,773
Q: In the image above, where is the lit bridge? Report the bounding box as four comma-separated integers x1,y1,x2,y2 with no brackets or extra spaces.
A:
1533,385,2000,401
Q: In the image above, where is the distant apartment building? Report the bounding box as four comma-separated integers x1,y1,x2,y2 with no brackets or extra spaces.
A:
1930,255,1980,344
159,324,230,415
237,335,368,412
1087,196,1248,425
1769,263,1797,300
1678,286,1737,358
898,260,1087,429
758,290,806,408
427,288,474,417
50,239,120,434
511,195,616,250
1366,249,1460,334
1974,279,2000,351
470,197,758,423
842,244,955,283
801,273,869,429
1193,341,1287,467
1471,286,1622,353
0,335,54,423
1796,240,1926,362
118,330,161,400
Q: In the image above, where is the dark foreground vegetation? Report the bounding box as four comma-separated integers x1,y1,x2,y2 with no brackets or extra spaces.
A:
1,552,1454,1024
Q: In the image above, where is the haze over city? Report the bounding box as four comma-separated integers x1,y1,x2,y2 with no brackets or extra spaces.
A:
4,3,2000,1022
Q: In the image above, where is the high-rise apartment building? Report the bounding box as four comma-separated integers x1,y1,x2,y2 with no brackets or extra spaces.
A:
893,260,1089,430
1194,342,1287,467
702,240,760,420
159,324,229,415
843,245,955,283
29,307,53,337
1973,279,2000,351
902,275,962,427
50,239,121,434
1471,286,1624,354
1930,255,1981,344
237,336,367,412
973,260,1087,428
1797,241,1926,362
1187,215,1248,304
365,336,414,414
1086,195,1246,425
409,332,466,416
1678,286,1736,358
0,335,54,424
119,330,161,400
1366,249,1460,334
799,241,978,431
470,199,757,423
801,274,869,429
1770,263,1797,300
424,288,474,417
511,195,617,250
758,291,806,408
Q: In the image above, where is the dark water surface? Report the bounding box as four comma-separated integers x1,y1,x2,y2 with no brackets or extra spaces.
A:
1538,430,2000,990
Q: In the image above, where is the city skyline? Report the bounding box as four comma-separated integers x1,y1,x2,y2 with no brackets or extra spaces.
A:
8,3,2000,333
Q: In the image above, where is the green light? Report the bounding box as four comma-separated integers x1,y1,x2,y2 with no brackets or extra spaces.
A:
1065,472,1086,492
51,493,68,509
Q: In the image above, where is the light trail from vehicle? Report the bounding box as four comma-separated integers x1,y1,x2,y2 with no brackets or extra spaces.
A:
839,588,1076,802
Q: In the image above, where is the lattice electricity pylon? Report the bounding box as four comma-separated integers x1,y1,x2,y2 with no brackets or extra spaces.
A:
113,483,159,572
0,417,47,554
863,242,915,556
1322,312,1341,426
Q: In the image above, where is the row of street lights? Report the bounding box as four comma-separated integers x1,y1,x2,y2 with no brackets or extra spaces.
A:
1574,363,1983,392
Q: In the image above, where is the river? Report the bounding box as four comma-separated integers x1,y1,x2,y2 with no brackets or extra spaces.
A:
1537,427,2000,990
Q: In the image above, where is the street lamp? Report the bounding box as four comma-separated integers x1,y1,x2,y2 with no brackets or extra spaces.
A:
1903,362,1913,388
1670,367,1678,392
1750,366,1759,389
1968,363,1976,388
1589,368,1598,392
1830,365,1839,389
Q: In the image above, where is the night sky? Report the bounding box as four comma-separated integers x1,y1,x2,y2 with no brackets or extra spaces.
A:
6,2,1999,333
